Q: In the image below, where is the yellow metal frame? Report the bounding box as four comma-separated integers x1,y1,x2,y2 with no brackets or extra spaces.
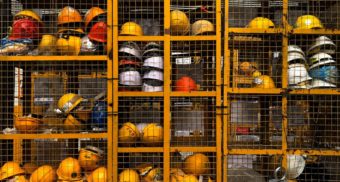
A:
224,0,340,181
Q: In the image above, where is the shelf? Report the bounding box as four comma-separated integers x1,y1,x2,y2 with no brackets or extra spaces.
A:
227,149,283,155
289,89,340,95
0,56,108,61
287,149,340,156
170,146,216,152
170,36,217,41
228,28,283,34
118,147,163,153
170,91,217,97
0,133,108,140
291,29,340,35
118,91,164,97
117,35,217,41
226,88,283,95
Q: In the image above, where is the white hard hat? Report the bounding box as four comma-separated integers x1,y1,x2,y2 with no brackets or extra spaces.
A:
310,79,336,88
143,48,163,59
80,35,97,53
119,70,142,86
142,83,163,92
286,155,305,179
143,70,163,82
288,63,312,85
288,52,307,63
143,42,162,51
143,56,163,70
136,123,148,134
309,65,338,84
307,36,336,56
288,45,305,56
119,42,142,61
309,52,336,69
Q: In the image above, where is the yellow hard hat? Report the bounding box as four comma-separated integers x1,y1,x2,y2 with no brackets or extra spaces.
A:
191,20,215,35
0,161,25,180
14,116,42,133
57,93,83,114
63,114,83,132
86,167,107,182
57,28,85,35
38,35,57,54
141,123,163,146
142,168,161,182
22,163,38,174
118,169,140,182
56,35,82,56
252,70,262,78
84,7,106,28
56,157,82,181
182,175,199,182
247,17,275,29
119,122,140,144
170,10,190,35
183,153,210,176
15,10,42,24
120,22,143,36
239,61,256,75
29,165,56,182
58,6,83,25
10,175,28,182
252,75,276,89
78,146,104,171
294,15,323,29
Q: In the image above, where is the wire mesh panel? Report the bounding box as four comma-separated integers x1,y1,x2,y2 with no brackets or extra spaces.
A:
0,61,107,134
118,41,164,92
226,154,281,182
227,94,282,149
171,41,216,91
0,138,107,181
288,35,339,89
118,97,163,147
118,152,163,181
228,34,282,88
170,97,215,147
288,95,340,150
170,152,216,181
118,0,163,36
228,0,282,28
0,0,108,56
170,0,216,36
288,0,340,30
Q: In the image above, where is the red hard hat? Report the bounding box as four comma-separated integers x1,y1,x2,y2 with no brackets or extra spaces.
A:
119,59,141,67
88,21,107,43
9,19,41,40
175,76,197,92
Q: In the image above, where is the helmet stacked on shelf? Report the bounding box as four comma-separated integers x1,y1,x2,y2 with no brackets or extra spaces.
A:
118,42,142,91
287,45,312,89
142,42,164,92
9,10,43,41
307,36,338,88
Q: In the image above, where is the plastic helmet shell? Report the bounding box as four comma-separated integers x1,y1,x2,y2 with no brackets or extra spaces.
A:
86,167,107,182
288,45,305,57
9,19,41,40
63,114,82,132
143,70,164,82
14,116,42,133
142,168,162,182
310,79,336,88
120,22,143,36
288,63,312,85
247,17,275,29
0,162,25,180
170,10,190,35
91,101,107,129
142,83,163,92
38,35,57,54
84,7,106,28
58,93,83,114
143,56,163,70
58,6,83,25
80,36,97,53
307,36,336,56
288,52,307,63
119,71,142,86
309,65,338,84
119,42,142,61
29,165,56,182
309,52,335,69
56,35,82,56
191,20,215,35
141,123,163,146
286,155,306,179
88,22,107,43
78,146,103,171
56,157,82,181
183,153,210,176
9,175,28,182
294,15,323,29
253,75,276,89
119,122,140,143
118,169,140,182
175,76,198,92
15,10,42,24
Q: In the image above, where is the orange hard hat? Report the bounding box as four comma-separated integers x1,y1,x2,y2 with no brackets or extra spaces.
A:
84,7,106,28
88,22,107,43
58,6,83,25
175,76,197,92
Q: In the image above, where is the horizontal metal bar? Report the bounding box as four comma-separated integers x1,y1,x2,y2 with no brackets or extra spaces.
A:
0,56,107,61
287,150,340,156
170,91,217,97
118,147,163,153
170,36,217,41
170,147,216,152
291,29,340,35
227,149,283,155
0,133,107,139
118,92,164,97
289,89,340,95
229,28,283,34
226,88,282,94
118,36,165,41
